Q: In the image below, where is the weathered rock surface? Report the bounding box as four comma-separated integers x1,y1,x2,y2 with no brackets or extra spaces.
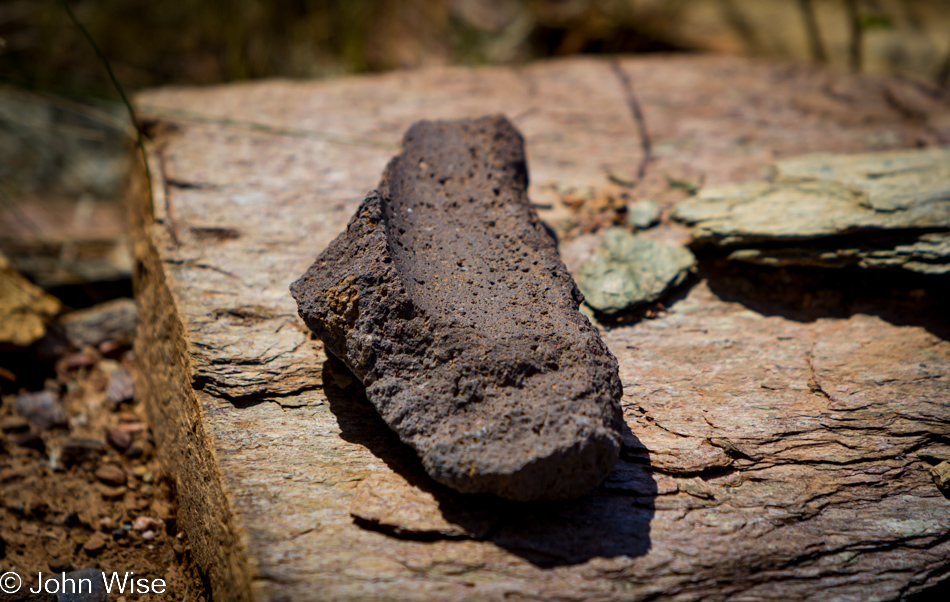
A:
575,228,695,314
673,147,950,273
131,56,950,602
291,116,623,501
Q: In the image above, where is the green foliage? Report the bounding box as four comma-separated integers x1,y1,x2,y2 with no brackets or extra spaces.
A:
858,14,894,31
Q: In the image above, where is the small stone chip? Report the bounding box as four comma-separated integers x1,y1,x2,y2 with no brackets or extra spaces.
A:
82,532,109,555
576,228,696,315
14,389,69,430
624,198,661,229
1,415,30,433
105,427,132,451
94,464,127,486
931,461,950,493
106,367,135,404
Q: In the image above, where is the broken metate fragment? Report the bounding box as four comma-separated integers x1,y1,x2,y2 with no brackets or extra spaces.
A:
292,115,623,501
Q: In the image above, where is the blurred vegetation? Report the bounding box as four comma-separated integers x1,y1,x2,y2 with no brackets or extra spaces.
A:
0,0,948,101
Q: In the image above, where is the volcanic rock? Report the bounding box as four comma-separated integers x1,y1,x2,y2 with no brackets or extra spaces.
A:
291,116,623,501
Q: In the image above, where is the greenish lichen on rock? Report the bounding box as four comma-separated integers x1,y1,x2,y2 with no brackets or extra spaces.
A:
672,146,950,274
575,228,695,315
624,198,661,230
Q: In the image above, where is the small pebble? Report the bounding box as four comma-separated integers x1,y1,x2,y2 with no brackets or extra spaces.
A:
133,515,160,532
61,297,138,348
14,389,68,430
132,465,148,477
1,415,30,433
98,339,123,355
106,367,135,404
48,556,74,572
82,532,109,555
142,530,155,541
62,351,98,369
13,431,45,452
105,427,132,451
99,516,117,532
60,437,105,467
0,467,21,482
58,567,109,601
932,461,950,493
126,440,153,459
624,198,661,229
94,464,127,486
97,484,127,501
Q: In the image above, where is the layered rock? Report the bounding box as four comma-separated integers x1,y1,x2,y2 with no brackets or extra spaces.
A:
673,147,950,274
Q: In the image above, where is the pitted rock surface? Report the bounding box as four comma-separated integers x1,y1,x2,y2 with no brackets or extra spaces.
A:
291,115,623,501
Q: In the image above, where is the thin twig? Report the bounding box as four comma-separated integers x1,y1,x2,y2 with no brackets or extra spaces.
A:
843,0,862,72
55,0,155,217
609,60,652,186
797,0,827,63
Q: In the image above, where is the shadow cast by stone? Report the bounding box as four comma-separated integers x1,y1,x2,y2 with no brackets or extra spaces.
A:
323,355,656,568
699,257,950,341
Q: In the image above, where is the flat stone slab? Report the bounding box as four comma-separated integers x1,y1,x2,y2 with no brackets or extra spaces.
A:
291,116,623,500
673,147,950,273
132,56,950,602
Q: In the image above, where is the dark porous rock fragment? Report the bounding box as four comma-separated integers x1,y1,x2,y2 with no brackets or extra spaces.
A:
292,116,623,501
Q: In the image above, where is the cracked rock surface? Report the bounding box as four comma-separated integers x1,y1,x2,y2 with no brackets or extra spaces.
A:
133,57,950,601
291,116,623,501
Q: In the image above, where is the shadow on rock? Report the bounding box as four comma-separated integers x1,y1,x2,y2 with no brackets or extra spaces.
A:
322,354,656,567
699,257,950,341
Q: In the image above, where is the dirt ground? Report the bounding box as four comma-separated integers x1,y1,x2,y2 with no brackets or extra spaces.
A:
0,314,210,601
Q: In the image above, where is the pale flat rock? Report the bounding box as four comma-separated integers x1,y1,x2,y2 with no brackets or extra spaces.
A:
776,146,950,213
673,147,950,273
131,56,950,602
